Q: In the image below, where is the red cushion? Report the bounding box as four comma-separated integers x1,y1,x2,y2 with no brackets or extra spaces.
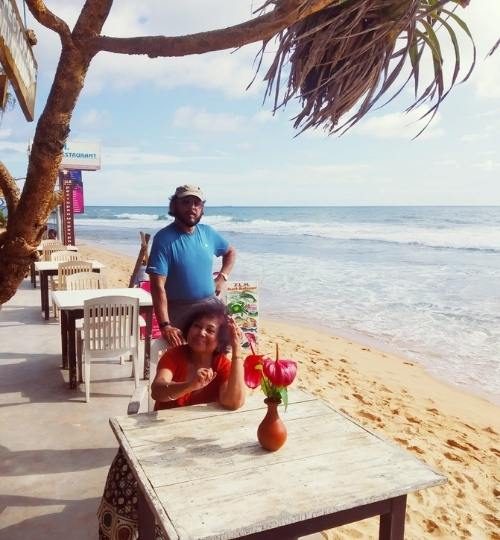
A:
139,281,161,339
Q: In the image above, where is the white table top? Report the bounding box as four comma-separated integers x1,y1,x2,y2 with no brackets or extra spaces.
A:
52,287,153,310
111,389,446,540
34,260,105,272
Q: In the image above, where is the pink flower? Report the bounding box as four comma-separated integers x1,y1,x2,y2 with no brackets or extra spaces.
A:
243,345,298,408
263,359,297,387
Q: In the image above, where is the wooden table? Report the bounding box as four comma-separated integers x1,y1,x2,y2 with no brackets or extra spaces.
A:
52,288,153,389
35,259,104,320
30,245,78,288
110,390,446,540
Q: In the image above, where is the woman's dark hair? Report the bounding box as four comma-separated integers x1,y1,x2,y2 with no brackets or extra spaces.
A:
182,304,231,355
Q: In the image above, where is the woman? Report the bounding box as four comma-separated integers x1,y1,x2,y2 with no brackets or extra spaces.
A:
98,305,245,539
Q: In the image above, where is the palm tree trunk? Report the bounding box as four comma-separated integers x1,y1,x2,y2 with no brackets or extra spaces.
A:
0,45,93,304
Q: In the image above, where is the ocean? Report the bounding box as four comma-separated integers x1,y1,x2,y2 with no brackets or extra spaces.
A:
75,206,500,405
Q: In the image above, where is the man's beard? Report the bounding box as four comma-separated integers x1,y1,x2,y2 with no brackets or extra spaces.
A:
175,212,203,228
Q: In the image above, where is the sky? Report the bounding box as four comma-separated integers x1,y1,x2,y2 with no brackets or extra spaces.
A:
0,0,499,207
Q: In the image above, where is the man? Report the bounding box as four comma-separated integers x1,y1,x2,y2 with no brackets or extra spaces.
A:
147,185,236,347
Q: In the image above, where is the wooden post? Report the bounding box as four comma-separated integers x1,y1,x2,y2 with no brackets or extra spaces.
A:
129,232,150,288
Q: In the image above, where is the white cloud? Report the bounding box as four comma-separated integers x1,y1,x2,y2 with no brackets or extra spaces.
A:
470,108,500,119
299,163,371,183
79,109,111,129
172,106,245,133
103,146,182,166
435,159,459,168
0,140,29,153
83,46,262,99
474,64,500,99
474,160,500,172
355,108,444,140
460,0,500,100
460,132,489,143
252,110,276,124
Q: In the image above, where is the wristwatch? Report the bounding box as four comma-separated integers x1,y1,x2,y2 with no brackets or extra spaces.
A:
159,321,172,329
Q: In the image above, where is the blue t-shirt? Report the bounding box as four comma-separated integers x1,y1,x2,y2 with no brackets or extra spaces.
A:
146,223,229,301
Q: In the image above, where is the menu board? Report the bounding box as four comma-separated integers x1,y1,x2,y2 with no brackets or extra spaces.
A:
225,281,258,352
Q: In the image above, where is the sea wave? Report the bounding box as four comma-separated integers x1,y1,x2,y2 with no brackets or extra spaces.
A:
75,215,500,252
215,219,500,252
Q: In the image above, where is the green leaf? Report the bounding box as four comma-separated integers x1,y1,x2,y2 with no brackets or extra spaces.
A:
278,387,289,411
260,377,269,397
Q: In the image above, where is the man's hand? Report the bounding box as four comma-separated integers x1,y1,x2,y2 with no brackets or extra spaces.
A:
214,273,227,297
161,325,185,348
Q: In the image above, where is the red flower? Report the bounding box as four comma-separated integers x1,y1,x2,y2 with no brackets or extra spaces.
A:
243,355,266,389
244,345,298,408
263,359,297,387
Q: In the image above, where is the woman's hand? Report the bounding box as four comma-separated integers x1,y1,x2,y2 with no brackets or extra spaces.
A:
218,317,246,410
190,367,216,391
227,317,243,353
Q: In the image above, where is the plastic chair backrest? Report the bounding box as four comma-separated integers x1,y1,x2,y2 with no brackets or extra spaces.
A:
51,250,80,263
40,239,63,249
42,243,65,261
57,260,93,290
66,271,107,291
83,296,140,359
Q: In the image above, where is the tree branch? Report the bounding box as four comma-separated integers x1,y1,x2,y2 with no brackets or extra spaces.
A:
25,0,72,45
0,161,20,217
74,0,114,39
92,0,332,57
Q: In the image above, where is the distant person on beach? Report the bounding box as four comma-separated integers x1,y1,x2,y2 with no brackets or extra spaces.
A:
97,304,245,539
147,185,236,348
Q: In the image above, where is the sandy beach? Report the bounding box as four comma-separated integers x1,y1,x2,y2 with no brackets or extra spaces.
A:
79,242,499,539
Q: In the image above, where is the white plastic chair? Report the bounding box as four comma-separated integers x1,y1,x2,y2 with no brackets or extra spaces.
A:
127,338,166,414
53,260,93,290
69,272,108,371
40,239,63,249
50,250,80,263
66,271,107,291
42,243,65,261
51,261,93,317
82,296,141,402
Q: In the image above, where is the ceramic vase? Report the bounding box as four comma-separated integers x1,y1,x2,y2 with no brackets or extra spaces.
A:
257,398,287,451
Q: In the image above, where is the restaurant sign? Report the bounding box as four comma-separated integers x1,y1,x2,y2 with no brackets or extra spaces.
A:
225,281,259,351
59,171,75,246
0,0,37,121
61,140,101,171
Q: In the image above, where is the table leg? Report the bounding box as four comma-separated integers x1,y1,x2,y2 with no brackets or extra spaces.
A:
68,312,77,389
137,489,155,540
143,307,152,380
40,271,49,320
30,262,37,288
379,495,406,540
61,309,68,369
